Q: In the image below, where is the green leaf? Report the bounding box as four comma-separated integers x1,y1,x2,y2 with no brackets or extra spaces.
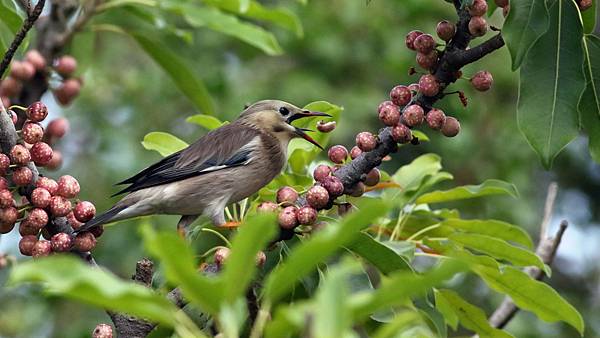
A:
0,0,23,33
475,265,584,335
416,179,518,204
435,289,515,338
128,32,216,115
346,233,413,274
581,0,596,33
441,219,533,248
8,256,178,326
220,213,277,302
517,0,585,168
433,289,458,330
186,114,226,130
391,154,443,193
141,131,188,156
141,225,224,315
580,35,600,163
162,2,283,55
448,233,545,269
502,0,549,70
263,198,389,303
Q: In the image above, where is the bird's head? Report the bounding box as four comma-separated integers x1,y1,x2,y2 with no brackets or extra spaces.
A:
238,100,331,149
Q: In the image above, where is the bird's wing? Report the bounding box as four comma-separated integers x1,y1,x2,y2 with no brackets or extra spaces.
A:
113,123,263,196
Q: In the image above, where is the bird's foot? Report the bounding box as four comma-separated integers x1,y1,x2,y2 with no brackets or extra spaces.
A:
220,221,242,228
177,227,187,239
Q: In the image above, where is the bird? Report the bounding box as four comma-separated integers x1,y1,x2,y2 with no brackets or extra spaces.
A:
76,100,330,234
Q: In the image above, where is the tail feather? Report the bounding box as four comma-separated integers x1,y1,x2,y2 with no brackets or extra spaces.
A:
75,205,127,233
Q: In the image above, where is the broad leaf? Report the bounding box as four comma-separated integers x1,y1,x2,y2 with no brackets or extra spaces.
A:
346,233,413,274
581,0,597,33
475,265,584,335
580,35,600,163
441,218,533,248
8,256,178,326
186,114,226,130
502,0,549,70
391,154,443,193
435,289,515,338
141,131,188,156
416,179,518,204
433,289,458,330
517,0,585,168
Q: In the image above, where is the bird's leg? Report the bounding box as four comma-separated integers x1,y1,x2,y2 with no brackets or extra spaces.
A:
177,215,200,238
220,221,242,228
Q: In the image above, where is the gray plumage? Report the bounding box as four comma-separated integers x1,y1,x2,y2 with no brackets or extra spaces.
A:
78,100,329,232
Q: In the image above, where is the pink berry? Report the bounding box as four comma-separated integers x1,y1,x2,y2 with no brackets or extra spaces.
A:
377,100,394,112
0,189,12,208
378,103,401,126
347,182,366,197
328,145,348,164
30,188,51,208
0,206,17,223
356,132,377,152
90,225,104,238
22,122,44,144
93,324,114,338
19,220,39,236
306,185,330,210
436,20,456,41
413,34,436,54
31,142,53,166
350,146,362,159
278,206,298,229
495,0,509,8
469,16,488,37
0,154,9,175
426,108,446,130
313,164,332,182
296,206,317,225
419,74,439,97
257,201,278,213
10,60,35,81
276,186,298,206
51,232,73,252
26,101,48,122
471,70,493,91
364,168,381,187
27,208,49,228
416,51,438,70
405,30,423,50
391,124,412,144
57,175,80,198
67,211,84,230
54,78,81,106
54,55,77,77
73,232,97,252
12,167,33,186
316,120,336,133
19,235,38,256
441,117,461,137
0,77,21,97
390,85,412,106
25,50,46,71
402,105,425,127
46,150,63,170
46,117,69,138
10,144,31,165
321,176,344,197
49,195,72,217
469,0,488,16
36,176,59,195
74,201,96,222
32,239,52,258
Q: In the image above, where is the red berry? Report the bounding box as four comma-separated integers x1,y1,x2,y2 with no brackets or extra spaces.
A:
377,100,394,112
390,85,412,106
313,164,331,182
350,146,362,159
402,105,425,127
495,0,509,7
441,117,461,137
19,220,39,236
0,190,12,208
54,55,77,77
276,186,298,206
364,168,381,187
32,239,52,258
22,122,44,144
30,188,51,208
10,60,35,81
54,78,81,106
46,150,63,170
337,203,353,216
469,16,488,37
10,144,31,165
27,208,48,228
90,225,104,238
26,101,48,122
257,201,278,213
278,206,298,229
316,120,336,133
405,30,423,50
12,167,33,186
408,83,420,93
416,51,438,70
469,0,488,16
0,154,9,175
426,108,446,130
49,195,72,217
306,185,330,210
414,34,436,54
321,176,344,197
356,132,377,152
36,176,59,195
471,70,493,91
378,103,401,126
347,182,366,197
8,110,17,124
93,324,114,338
419,74,439,97
256,251,267,267
296,206,317,225
503,4,510,16
328,145,348,164
0,177,7,190
74,201,96,222
67,211,84,230
51,232,73,252
436,20,456,41
25,50,46,71
73,232,97,252
47,117,69,138
57,175,80,198
0,77,21,97
391,124,412,144
31,142,53,166
19,235,38,256
0,212,16,233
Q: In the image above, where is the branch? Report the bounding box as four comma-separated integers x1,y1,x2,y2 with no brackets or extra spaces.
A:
448,33,505,68
0,0,46,80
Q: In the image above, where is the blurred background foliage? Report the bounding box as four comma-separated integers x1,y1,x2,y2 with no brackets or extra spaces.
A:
0,0,599,337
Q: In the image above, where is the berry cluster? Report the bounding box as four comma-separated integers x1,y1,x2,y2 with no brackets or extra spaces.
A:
0,101,98,257
0,50,82,108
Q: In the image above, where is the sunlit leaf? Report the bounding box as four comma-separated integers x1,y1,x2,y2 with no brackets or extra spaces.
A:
441,218,533,248
502,0,549,70
346,233,413,274
416,179,518,204
391,154,443,193
141,131,188,156
186,114,226,130
433,289,458,330
580,35,600,163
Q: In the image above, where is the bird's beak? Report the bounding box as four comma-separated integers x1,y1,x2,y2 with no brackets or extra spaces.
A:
286,110,331,124
294,127,323,149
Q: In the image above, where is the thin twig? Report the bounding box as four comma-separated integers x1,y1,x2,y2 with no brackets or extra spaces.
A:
540,182,558,239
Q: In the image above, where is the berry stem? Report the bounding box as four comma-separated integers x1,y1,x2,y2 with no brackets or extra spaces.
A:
8,105,28,112
201,228,232,247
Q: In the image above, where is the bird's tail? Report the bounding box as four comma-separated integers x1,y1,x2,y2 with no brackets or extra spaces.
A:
75,205,127,233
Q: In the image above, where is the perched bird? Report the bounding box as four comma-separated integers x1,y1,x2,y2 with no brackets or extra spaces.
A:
77,100,329,233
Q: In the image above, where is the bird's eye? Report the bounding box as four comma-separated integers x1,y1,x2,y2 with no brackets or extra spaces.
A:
279,107,290,116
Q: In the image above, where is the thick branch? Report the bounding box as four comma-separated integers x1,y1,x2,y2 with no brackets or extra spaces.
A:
448,33,505,68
